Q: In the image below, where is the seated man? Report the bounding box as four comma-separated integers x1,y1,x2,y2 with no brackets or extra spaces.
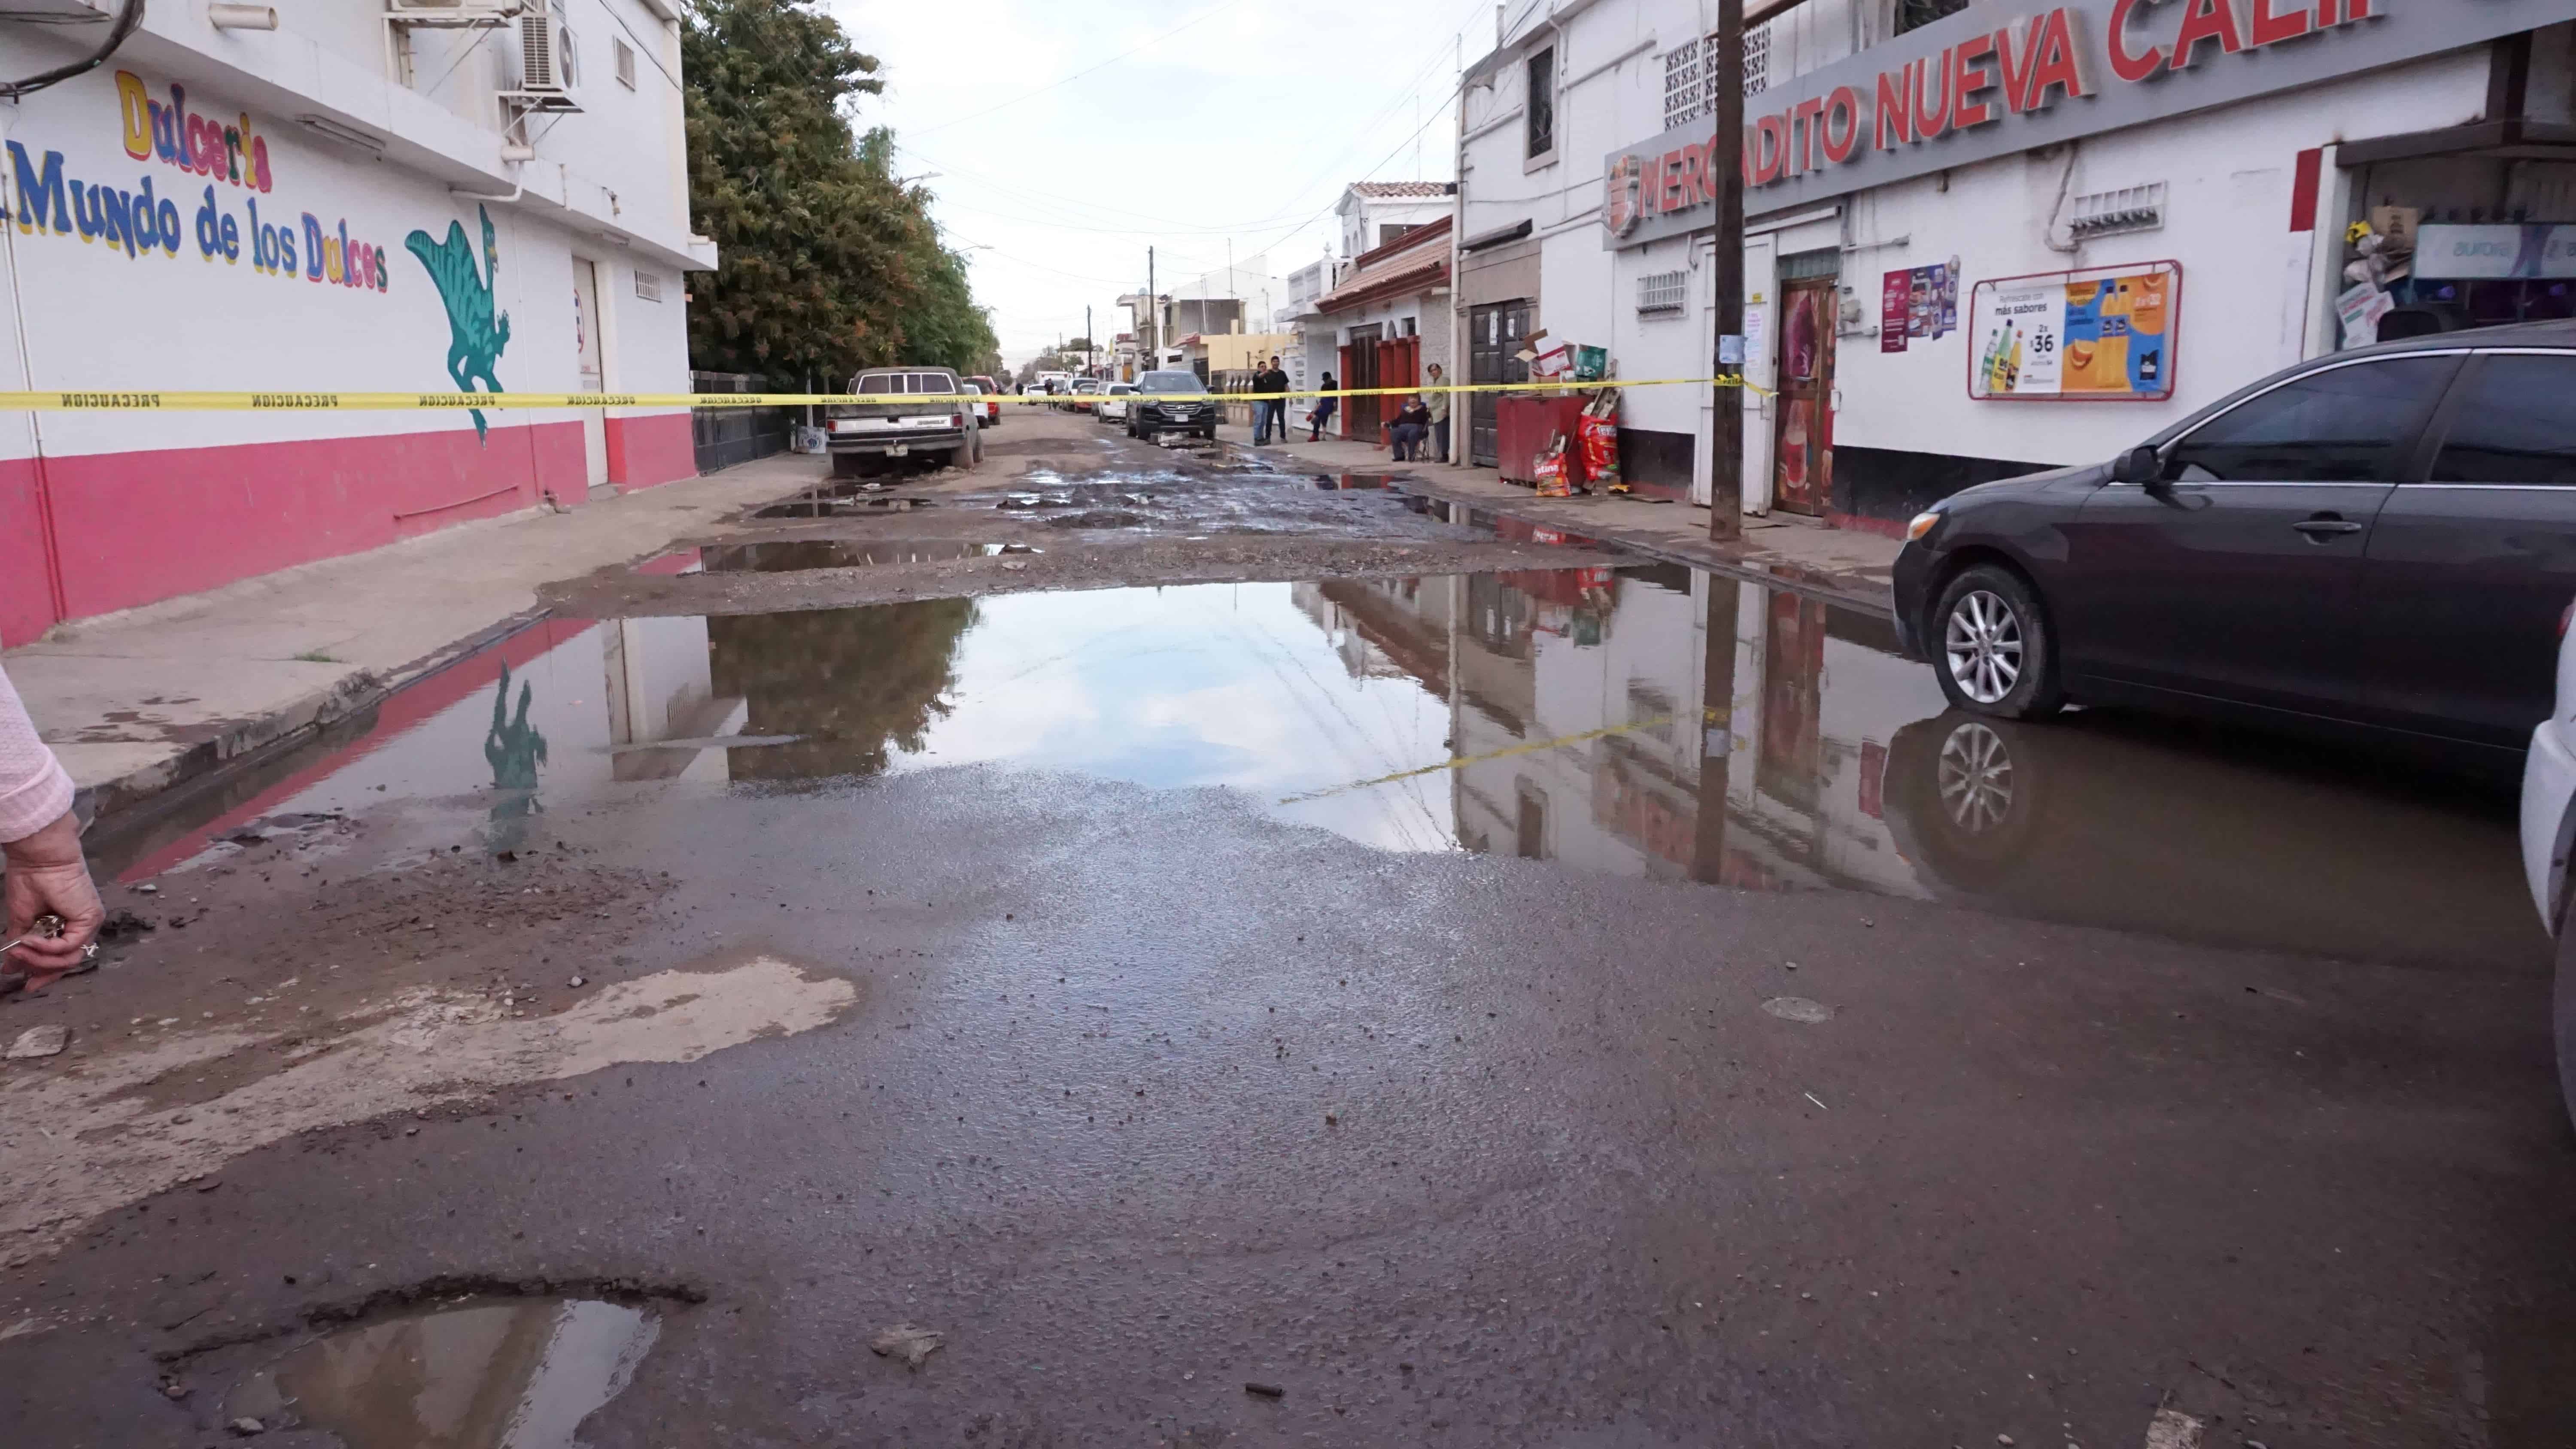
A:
1390,396,1433,461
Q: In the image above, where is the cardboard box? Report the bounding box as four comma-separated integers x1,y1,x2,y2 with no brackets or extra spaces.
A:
2370,205,2421,252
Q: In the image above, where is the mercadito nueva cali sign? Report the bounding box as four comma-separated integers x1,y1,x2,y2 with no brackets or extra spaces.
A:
1603,0,2576,249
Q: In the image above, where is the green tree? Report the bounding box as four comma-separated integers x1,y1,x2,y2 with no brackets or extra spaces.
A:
682,0,996,383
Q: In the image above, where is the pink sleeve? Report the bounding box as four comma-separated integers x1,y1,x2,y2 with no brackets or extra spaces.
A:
0,662,73,844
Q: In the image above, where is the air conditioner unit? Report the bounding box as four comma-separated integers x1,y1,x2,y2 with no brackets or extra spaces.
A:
385,0,518,23
505,7,582,112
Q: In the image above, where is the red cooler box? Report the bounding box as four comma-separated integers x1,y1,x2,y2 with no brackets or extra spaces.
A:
1495,394,1589,484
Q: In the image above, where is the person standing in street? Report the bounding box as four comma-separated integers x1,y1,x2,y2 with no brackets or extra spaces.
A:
1425,363,1452,463
1309,373,1338,442
1260,356,1288,445
1,663,103,994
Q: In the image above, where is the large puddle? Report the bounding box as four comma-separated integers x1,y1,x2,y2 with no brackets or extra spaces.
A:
89,561,2541,973
224,1297,658,1447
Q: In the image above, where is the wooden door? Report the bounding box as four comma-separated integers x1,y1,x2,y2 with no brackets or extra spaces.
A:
1346,324,1385,439
1469,301,1530,467
1770,278,1835,516
1336,342,1354,438
1379,335,1420,439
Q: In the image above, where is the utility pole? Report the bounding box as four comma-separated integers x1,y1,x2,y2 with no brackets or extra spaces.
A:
1086,305,1094,376
1147,246,1158,364
1707,0,1747,543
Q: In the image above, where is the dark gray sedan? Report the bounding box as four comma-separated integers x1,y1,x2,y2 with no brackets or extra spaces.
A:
1892,319,2576,773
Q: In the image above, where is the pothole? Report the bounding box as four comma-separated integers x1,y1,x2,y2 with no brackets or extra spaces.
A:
215,1289,678,1447
695,540,1041,574
751,494,935,519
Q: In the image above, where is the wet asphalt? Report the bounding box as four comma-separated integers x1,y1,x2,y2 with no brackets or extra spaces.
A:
5,411,2574,1448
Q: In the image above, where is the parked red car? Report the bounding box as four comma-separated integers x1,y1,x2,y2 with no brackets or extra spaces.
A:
966,375,1003,427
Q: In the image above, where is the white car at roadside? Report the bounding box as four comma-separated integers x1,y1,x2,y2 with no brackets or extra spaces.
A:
1096,382,1136,424
2516,601,2576,1125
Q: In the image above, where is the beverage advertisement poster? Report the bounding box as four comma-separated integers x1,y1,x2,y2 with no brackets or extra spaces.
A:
1880,271,1910,353
1969,262,2178,401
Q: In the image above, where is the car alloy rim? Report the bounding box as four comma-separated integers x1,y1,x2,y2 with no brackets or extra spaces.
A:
1935,721,2015,834
1943,589,2024,705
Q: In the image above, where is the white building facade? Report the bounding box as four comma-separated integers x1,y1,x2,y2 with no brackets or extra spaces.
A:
0,1,713,646
1454,0,2576,523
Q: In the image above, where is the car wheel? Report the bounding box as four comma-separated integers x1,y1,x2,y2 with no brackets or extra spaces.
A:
1930,564,2064,719
1197,427,1216,440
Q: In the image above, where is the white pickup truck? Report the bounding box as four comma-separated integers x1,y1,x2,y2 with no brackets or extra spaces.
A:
826,367,983,476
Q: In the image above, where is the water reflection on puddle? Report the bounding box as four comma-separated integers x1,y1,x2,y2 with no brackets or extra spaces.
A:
226,1297,658,1449
94,561,2542,971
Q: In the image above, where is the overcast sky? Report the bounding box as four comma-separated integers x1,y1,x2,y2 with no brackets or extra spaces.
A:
820,0,1485,367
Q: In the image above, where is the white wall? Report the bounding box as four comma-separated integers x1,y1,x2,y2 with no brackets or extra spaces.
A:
1340,196,1453,260
1828,49,2491,468
1465,0,2501,493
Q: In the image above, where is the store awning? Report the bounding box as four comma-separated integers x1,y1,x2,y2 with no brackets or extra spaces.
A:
2339,119,2576,167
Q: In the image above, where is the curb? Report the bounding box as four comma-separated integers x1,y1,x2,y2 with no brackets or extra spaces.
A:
63,468,834,835
71,607,557,834
1292,461,1897,621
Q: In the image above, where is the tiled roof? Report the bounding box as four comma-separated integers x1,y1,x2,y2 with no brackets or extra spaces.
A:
1348,182,1456,198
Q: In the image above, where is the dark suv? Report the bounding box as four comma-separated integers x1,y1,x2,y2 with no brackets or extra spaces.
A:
1893,320,2576,771
1126,370,1217,442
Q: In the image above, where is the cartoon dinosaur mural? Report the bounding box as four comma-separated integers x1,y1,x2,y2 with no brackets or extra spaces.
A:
405,205,512,443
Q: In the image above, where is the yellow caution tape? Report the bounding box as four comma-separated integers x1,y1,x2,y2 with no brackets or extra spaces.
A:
0,375,1767,411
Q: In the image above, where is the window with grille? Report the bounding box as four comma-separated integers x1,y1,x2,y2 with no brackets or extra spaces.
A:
1638,270,1689,315
1664,27,1770,127
614,37,636,90
1893,0,1969,35
1525,47,1555,159
1663,39,1703,130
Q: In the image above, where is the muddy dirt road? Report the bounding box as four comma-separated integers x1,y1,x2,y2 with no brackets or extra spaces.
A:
5,412,2573,1448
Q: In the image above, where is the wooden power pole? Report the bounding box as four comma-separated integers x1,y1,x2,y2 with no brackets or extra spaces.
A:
1707,0,1747,543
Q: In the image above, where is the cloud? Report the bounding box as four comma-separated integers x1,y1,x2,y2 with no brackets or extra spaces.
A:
818,0,1479,361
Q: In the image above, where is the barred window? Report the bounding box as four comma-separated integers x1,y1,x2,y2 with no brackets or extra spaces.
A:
1666,27,1770,126
1893,0,1969,35
1662,39,1703,130
1638,270,1689,315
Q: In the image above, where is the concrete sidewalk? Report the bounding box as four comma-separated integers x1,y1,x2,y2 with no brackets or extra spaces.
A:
1220,418,1899,618
5,451,829,820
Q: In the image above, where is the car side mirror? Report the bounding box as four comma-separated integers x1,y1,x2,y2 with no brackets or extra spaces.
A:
2113,444,2163,488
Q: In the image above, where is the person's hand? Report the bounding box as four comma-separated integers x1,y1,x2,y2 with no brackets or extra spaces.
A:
4,810,103,987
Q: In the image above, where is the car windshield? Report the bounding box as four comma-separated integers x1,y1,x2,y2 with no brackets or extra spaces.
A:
1139,372,1207,394
1107,384,1135,394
